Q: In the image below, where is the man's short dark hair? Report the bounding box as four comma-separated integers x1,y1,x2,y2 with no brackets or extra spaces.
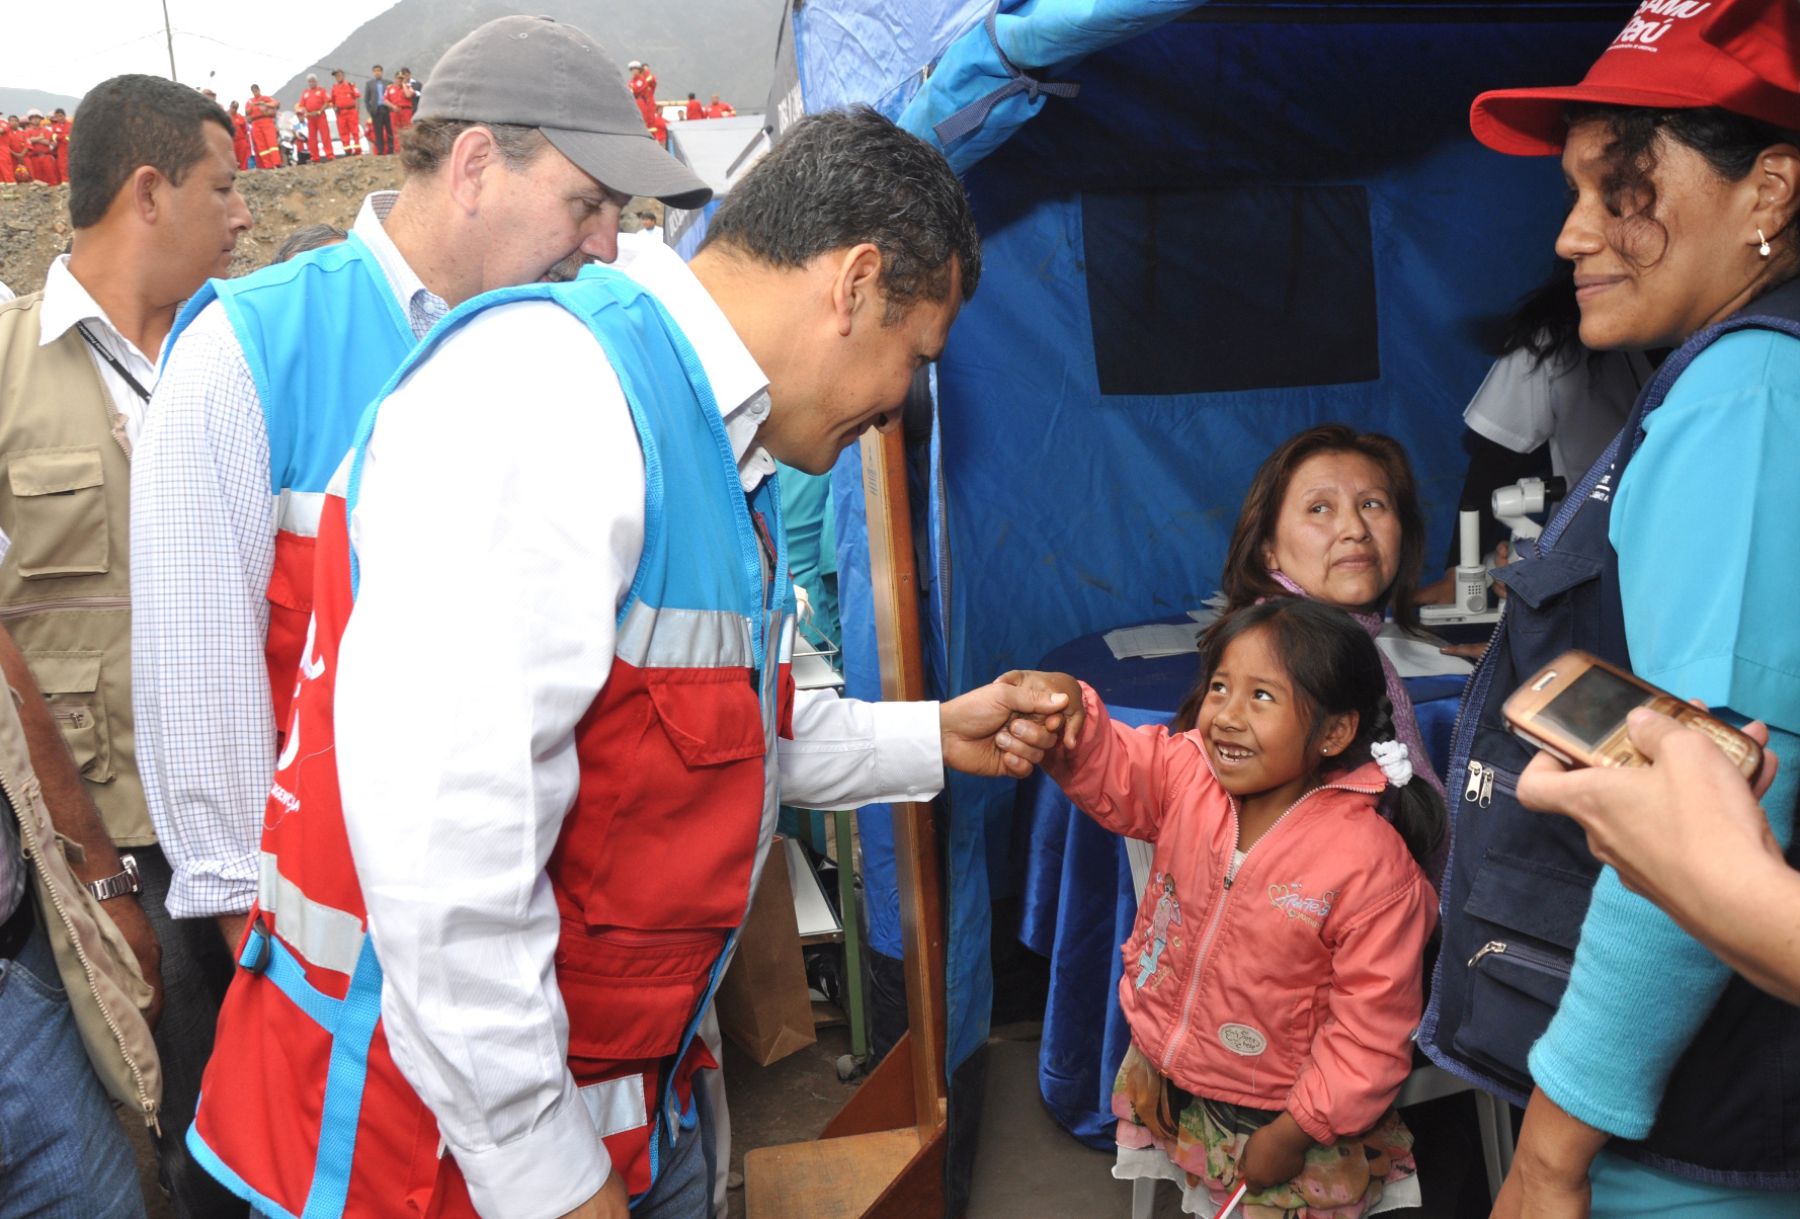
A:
702,106,980,320
397,118,548,178
372,64,383,72
68,74,232,229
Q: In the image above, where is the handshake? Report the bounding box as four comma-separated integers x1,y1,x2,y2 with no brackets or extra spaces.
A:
937,670,1089,780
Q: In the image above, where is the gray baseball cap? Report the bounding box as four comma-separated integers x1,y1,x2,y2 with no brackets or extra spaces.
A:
416,15,710,209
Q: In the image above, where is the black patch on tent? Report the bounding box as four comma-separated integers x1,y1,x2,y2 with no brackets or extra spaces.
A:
1083,184,1381,395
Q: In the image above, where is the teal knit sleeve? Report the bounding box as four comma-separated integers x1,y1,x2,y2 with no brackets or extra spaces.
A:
1527,723,1799,1137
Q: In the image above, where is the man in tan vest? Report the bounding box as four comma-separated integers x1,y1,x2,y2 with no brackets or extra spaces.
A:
0,73,250,1219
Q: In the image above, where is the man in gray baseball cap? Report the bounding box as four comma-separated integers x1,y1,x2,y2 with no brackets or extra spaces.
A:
420,14,708,209
135,26,712,1190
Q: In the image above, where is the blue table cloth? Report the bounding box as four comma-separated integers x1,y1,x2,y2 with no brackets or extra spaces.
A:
1013,617,1464,1147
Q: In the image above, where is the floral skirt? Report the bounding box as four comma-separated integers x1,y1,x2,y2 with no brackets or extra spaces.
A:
1112,1045,1419,1218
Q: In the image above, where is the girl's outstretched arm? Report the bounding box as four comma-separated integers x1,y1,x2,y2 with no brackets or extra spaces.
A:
1031,676,1209,844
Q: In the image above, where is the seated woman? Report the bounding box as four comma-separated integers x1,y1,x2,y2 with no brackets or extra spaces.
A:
1178,425,1445,821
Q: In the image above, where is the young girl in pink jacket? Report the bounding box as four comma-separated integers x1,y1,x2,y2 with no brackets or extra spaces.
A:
1025,597,1444,1217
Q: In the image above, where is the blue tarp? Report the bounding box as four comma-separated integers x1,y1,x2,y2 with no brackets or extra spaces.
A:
798,0,1627,1124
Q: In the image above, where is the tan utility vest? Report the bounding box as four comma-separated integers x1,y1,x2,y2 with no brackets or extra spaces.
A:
0,294,150,845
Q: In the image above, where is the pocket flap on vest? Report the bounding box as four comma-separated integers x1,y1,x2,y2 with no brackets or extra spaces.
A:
645,671,765,766
9,449,103,497
28,649,102,695
1463,851,1592,952
1493,551,1602,611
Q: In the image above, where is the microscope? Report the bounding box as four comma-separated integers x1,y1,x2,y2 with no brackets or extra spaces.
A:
1419,475,1565,627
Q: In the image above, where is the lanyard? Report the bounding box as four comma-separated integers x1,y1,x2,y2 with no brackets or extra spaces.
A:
75,322,151,404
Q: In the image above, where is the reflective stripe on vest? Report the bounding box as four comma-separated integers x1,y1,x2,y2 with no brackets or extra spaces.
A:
616,602,754,670
258,851,364,977
276,489,328,539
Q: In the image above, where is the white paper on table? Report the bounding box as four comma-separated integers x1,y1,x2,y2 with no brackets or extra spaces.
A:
1185,608,1220,626
1376,628,1475,679
1104,623,1205,660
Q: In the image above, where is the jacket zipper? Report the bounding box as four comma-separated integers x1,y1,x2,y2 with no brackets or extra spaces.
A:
0,596,131,620
1158,767,1385,1075
1462,761,1520,809
1466,938,1571,976
5,766,158,1130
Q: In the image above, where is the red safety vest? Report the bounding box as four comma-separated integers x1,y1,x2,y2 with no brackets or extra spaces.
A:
190,272,798,1216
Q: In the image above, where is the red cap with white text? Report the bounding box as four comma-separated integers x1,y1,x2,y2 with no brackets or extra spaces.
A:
1470,0,1800,157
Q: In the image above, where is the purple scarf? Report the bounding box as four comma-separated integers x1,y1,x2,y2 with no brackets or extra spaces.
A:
1266,572,1445,800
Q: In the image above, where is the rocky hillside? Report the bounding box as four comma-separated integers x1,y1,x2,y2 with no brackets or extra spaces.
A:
0,154,405,297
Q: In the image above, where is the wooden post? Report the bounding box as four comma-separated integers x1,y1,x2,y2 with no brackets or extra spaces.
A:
744,426,949,1217
857,427,948,1139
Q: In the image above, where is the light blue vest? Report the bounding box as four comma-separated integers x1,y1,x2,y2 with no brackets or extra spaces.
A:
167,232,416,497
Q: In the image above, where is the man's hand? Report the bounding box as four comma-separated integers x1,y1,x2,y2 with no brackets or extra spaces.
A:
1517,707,1778,914
560,1172,628,1219
103,895,164,1031
1491,1087,1600,1219
1240,1112,1311,1192
939,672,1075,779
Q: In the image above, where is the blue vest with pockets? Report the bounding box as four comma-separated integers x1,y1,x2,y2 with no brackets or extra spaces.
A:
1418,278,1800,1187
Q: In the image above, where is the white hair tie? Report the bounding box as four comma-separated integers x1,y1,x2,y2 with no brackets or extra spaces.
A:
1370,739,1413,788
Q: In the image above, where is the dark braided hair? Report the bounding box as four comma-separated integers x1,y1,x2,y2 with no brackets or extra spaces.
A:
1188,599,1445,867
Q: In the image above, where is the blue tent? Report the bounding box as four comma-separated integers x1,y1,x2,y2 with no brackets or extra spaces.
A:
792,0,1628,1196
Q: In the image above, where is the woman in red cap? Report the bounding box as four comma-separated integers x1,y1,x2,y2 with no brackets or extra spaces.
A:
1422,1,1800,1216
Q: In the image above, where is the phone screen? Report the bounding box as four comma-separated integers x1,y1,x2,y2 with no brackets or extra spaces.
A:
1536,665,1646,749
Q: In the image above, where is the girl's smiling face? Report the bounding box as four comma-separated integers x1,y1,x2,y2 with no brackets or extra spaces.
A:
1197,627,1313,803
1197,627,1356,809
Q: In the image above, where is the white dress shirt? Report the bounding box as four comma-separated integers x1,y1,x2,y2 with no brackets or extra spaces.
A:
131,191,446,918
335,242,942,1215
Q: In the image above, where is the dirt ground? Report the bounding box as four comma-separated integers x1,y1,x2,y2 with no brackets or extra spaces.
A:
0,152,664,298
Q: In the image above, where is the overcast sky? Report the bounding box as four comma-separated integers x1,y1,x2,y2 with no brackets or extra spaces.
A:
31,0,399,101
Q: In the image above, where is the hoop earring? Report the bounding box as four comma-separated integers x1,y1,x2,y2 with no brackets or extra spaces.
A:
1759,229,1772,258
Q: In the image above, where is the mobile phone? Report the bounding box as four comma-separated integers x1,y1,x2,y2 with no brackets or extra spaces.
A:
1503,650,1763,779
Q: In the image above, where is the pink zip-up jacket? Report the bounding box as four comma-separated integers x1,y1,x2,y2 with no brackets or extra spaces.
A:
1044,683,1438,1143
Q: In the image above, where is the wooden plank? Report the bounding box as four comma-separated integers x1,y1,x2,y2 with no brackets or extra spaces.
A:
820,1032,915,1140
859,426,948,1140
744,1128,922,1219
862,1121,946,1219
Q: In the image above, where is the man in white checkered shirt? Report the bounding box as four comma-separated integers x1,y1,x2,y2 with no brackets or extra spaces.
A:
129,16,706,951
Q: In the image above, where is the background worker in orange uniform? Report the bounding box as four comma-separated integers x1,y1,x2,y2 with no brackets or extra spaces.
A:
329,68,361,155
298,74,332,161
684,92,704,120
246,85,282,167
0,117,15,184
22,112,55,184
706,93,735,118
49,108,69,182
228,101,251,169
5,118,28,182
384,69,415,133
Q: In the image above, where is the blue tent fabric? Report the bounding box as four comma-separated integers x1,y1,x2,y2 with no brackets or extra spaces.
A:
799,0,1628,1144
902,0,1210,170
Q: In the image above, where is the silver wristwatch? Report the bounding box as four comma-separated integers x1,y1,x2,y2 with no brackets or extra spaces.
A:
86,853,142,901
